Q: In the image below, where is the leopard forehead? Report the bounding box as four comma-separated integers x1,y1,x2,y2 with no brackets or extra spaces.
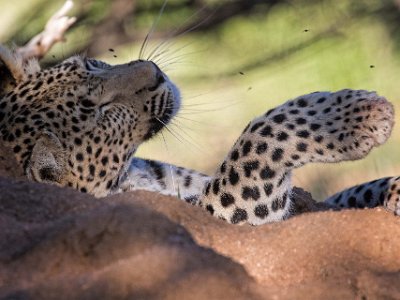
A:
0,46,181,196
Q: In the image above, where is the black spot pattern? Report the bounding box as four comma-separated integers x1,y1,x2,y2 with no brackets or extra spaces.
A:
221,193,235,207
229,166,239,185
310,123,321,131
296,130,310,138
231,149,239,161
250,121,264,133
263,183,273,196
348,196,357,207
272,114,287,124
363,189,373,203
271,148,284,162
256,142,268,154
242,141,252,156
259,125,273,137
260,165,276,179
242,186,260,200
254,205,269,218
296,142,308,152
243,160,260,177
297,98,308,107
271,193,287,211
206,205,215,215
213,179,220,195
220,162,226,174
231,208,248,224
184,175,192,187
277,131,289,141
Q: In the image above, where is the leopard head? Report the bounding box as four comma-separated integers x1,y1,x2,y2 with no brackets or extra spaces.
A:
0,45,180,196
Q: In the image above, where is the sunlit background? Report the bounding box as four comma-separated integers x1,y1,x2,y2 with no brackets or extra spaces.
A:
1,0,399,200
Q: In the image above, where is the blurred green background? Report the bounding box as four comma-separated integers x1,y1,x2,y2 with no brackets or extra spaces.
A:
1,0,399,200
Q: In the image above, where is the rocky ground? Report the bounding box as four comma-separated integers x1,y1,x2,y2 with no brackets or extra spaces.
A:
1,143,400,300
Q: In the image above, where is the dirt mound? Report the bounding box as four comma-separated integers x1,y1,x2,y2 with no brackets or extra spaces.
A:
111,191,400,299
0,178,259,300
0,170,399,299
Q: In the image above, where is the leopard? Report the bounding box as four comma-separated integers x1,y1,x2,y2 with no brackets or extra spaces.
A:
0,44,398,225
0,45,181,197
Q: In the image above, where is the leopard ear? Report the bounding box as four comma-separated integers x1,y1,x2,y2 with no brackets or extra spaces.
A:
0,45,25,96
27,131,66,184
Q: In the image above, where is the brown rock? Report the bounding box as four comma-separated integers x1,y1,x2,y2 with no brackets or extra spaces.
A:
0,178,259,300
111,190,400,299
0,176,399,299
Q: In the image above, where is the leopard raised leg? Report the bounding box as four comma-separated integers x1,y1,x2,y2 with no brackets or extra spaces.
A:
198,89,394,225
120,89,394,225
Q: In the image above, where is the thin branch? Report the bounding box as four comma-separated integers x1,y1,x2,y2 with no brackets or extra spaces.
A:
16,0,76,61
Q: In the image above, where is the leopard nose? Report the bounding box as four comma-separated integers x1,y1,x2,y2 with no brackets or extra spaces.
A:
148,63,166,91
156,69,165,84
153,62,165,83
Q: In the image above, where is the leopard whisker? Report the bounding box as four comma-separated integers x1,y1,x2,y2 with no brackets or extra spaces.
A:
160,61,197,72
155,117,206,154
138,0,168,59
170,118,199,132
147,5,217,63
155,117,185,144
180,97,243,108
153,42,199,65
157,49,206,69
175,100,243,115
174,115,236,132
159,130,178,196
181,90,216,100
174,115,211,126
168,121,209,155
151,41,197,63
146,5,209,61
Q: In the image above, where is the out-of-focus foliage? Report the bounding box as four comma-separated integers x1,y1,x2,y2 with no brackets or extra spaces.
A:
1,0,399,199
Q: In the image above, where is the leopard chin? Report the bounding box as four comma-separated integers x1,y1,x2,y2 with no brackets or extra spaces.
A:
143,78,180,141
